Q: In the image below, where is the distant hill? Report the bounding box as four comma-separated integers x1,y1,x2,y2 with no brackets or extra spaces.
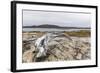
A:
36,24,60,28
23,24,90,29
23,24,60,28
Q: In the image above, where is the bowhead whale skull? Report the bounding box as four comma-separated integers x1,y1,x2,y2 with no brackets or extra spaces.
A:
34,32,72,58
34,33,59,58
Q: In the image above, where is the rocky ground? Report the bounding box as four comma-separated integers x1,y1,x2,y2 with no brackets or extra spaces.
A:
22,32,91,63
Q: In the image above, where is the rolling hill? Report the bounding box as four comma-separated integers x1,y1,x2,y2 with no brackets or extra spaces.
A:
23,24,90,29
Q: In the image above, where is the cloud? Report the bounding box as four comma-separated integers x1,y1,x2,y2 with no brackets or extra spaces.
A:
23,10,91,27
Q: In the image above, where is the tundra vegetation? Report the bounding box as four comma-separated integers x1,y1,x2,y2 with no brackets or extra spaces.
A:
22,30,91,63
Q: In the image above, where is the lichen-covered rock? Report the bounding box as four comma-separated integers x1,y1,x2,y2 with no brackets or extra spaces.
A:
22,50,33,63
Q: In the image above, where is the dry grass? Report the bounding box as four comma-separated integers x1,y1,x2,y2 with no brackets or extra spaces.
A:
64,30,90,37
23,30,90,38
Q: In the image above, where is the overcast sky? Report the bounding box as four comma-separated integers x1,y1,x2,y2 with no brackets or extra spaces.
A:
23,10,91,27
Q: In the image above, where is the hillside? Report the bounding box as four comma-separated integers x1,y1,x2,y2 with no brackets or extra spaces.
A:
23,24,90,29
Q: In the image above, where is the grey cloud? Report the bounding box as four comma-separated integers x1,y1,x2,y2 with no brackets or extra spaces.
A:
23,10,91,27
